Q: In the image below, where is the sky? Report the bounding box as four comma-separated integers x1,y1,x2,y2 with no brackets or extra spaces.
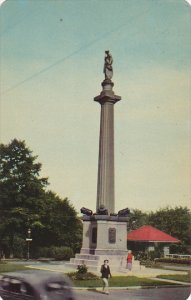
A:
0,0,191,214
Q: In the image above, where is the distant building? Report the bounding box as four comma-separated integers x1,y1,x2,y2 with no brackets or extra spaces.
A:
127,225,180,256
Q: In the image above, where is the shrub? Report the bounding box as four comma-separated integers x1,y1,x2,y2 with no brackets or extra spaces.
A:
77,264,88,274
35,247,51,258
138,248,163,266
67,266,99,281
170,243,191,254
147,249,163,260
36,246,73,260
12,237,26,259
155,258,191,265
51,246,74,260
140,259,156,268
75,272,99,280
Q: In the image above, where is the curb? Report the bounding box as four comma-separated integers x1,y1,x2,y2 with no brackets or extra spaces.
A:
73,284,190,291
149,277,191,286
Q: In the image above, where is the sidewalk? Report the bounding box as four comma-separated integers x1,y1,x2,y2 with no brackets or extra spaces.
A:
26,260,189,279
97,260,188,278
111,267,188,278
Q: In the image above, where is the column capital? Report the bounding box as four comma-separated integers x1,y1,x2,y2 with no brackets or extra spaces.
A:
94,79,121,105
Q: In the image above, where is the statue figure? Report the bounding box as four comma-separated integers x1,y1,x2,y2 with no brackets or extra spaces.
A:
103,50,113,80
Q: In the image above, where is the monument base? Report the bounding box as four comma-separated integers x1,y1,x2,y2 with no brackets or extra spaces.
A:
66,253,128,272
66,215,129,272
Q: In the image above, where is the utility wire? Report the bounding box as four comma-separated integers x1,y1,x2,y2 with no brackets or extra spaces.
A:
1,7,153,96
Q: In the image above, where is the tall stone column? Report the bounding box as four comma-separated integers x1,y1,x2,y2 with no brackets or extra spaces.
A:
94,79,121,214
66,52,128,272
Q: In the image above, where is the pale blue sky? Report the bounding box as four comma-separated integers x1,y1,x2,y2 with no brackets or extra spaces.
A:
1,0,191,213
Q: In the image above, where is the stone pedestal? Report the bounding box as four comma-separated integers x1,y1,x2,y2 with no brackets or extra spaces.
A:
66,215,128,272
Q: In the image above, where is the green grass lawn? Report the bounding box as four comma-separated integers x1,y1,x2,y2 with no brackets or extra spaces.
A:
0,262,186,287
73,276,177,287
0,262,29,273
157,272,191,283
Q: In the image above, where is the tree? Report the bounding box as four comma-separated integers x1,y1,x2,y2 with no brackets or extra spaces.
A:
32,191,82,254
0,139,48,257
0,139,82,258
147,206,191,246
128,209,148,231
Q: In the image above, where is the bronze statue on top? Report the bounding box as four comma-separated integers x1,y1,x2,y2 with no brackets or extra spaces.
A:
103,50,113,80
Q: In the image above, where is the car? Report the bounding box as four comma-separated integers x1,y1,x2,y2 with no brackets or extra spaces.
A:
0,270,76,300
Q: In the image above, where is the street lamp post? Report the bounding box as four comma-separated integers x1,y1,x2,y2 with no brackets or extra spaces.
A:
26,228,32,260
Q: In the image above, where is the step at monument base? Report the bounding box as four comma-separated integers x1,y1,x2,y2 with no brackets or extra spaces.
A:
65,253,142,272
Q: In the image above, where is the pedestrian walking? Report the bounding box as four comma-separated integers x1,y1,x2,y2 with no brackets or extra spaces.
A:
100,259,112,294
127,250,133,271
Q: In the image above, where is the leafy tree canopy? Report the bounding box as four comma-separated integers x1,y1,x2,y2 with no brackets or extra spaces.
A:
0,139,82,258
128,209,148,231
0,139,48,207
147,206,191,245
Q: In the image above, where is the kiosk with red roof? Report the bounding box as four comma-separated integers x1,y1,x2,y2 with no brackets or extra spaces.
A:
127,225,180,255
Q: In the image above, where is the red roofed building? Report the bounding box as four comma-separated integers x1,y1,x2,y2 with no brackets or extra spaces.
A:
127,225,180,255
128,225,180,243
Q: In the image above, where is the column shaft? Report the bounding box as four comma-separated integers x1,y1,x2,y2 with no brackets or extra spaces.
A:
96,102,115,214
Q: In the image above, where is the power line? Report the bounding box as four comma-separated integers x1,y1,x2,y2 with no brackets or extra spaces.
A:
1,7,153,96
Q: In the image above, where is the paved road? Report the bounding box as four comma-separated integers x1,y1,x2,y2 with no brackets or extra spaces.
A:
74,287,191,300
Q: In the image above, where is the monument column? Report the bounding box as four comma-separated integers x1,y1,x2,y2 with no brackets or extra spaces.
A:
66,51,129,271
94,51,121,214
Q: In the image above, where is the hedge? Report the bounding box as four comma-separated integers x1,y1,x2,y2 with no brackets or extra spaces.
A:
36,246,73,260
155,258,191,265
